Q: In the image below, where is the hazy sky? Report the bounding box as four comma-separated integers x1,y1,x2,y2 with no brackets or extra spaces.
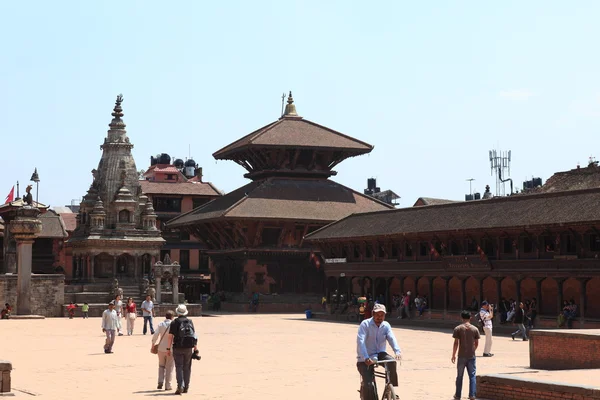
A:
2,2,599,208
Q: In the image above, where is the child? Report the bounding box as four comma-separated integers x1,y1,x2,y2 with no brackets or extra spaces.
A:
67,302,77,319
1,303,12,319
82,302,89,319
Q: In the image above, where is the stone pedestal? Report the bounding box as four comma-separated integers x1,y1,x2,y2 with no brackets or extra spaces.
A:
0,360,13,395
9,207,42,316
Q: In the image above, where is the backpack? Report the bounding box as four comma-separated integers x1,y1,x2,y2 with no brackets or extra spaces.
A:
176,318,197,348
475,311,485,333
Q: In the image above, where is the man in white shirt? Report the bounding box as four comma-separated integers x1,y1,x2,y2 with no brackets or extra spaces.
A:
141,295,155,335
479,301,494,357
357,303,402,399
152,310,175,391
115,295,124,336
101,301,118,354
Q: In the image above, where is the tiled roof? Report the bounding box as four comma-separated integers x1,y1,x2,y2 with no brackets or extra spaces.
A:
144,165,182,175
39,210,68,239
213,118,373,159
305,188,600,241
167,178,392,227
537,165,600,193
59,213,77,232
140,180,221,197
413,197,460,206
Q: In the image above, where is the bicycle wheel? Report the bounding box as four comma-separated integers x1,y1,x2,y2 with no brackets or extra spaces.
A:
384,383,397,400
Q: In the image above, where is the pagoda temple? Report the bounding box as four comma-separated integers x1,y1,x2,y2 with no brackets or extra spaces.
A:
67,95,164,282
167,93,392,300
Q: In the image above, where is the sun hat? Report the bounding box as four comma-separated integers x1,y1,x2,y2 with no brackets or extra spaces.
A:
109,300,115,306
373,303,387,314
176,304,189,316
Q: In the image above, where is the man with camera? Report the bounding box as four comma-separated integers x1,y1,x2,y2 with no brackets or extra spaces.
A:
167,305,199,395
479,301,494,357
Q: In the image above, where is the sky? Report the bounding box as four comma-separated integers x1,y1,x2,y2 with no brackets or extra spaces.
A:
1,2,600,209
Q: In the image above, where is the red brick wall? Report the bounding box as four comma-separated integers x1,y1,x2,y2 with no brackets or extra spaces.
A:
541,278,558,315
588,278,600,318
417,277,429,297
403,277,415,296
530,330,600,370
389,277,401,296
477,374,600,400
483,277,497,304
563,278,579,304
432,278,445,309
502,277,516,300
465,277,479,305
520,278,536,302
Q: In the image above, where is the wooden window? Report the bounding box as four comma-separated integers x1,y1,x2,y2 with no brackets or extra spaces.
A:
589,233,600,252
405,242,413,257
502,238,513,253
419,242,428,257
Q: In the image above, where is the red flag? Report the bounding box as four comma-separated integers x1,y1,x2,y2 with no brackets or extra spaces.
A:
4,186,14,204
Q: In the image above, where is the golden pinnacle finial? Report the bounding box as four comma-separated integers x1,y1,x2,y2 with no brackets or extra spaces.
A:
283,91,298,117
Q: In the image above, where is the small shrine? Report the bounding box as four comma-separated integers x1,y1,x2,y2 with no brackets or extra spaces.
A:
152,253,181,304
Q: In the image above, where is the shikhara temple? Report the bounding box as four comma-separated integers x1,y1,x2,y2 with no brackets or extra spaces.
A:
167,93,392,301
67,95,164,282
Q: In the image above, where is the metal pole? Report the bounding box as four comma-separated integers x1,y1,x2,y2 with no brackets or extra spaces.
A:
36,181,39,205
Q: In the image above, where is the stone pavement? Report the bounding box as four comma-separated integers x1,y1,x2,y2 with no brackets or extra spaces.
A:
0,314,586,400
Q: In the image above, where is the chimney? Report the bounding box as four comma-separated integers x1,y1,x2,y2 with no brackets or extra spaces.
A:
195,167,203,182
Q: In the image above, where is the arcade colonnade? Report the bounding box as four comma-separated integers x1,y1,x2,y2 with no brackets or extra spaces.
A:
326,274,600,319
71,251,158,282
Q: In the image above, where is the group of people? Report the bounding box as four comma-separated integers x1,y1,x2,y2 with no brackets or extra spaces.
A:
558,299,578,328
497,297,538,329
101,296,199,395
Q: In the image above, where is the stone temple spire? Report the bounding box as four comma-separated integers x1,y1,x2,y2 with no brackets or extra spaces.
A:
109,94,126,130
283,91,300,117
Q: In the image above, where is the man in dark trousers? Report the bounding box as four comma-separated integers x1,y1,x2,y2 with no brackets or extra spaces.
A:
451,310,480,400
511,302,528,341
167,305,198,395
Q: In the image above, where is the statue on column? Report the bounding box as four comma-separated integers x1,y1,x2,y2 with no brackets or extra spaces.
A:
24,185,33,206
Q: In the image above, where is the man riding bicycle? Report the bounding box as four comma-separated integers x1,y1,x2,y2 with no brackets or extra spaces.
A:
357,303,402,399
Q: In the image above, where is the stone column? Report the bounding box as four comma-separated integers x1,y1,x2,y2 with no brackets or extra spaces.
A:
9,207,42,316
155,275,162,303
3,229,17,274
112,256,117,278
173,264,180,304
90,254,95,283
134,256,139,280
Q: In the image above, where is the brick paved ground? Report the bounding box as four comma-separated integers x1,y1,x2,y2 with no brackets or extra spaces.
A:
0,314,596,400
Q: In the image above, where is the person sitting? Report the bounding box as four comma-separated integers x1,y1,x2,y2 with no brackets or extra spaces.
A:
1,303,12,319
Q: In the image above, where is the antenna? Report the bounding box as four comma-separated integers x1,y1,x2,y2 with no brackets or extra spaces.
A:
281,92,286,117
489,148,513,196
466,178,475,195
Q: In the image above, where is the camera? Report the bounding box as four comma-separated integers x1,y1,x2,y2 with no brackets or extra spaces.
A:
192,349,201,361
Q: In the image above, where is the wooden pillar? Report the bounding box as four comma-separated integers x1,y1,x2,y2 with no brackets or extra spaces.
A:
478,277,484,304
112,256,117,279
579,278,590,325
556,278,566,314
495,277,503,307
443,276,450,318
428,277,434,308
385,278,390,306
134,255,139,279
460,278,467,310
516,278,522,304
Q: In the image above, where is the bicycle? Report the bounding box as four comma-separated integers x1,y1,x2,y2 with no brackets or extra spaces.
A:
359,359,398,400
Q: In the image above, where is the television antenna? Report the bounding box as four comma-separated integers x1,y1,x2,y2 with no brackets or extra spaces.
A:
489,149,513,196
466,178,475,196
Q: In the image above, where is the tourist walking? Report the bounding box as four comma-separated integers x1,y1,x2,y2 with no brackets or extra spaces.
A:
141,295,155,335
403,291,411,319
479,301,494,357
101,301,118,354
167,305,198,395
152,310,175,391
451,310,480,400
115,295,124,336
511,302,528,341
125,297,137,336
356,303,402,399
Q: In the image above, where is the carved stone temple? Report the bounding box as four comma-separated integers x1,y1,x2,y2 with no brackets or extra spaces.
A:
67,95,164,283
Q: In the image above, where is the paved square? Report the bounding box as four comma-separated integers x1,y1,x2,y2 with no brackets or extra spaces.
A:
1,314,534,399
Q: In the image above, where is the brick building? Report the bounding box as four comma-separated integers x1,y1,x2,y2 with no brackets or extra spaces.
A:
306,165,600,326
140,153,222,301
167,93,392,305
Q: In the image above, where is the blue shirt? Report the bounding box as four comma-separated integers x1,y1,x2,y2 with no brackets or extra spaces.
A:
356,318,401,362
